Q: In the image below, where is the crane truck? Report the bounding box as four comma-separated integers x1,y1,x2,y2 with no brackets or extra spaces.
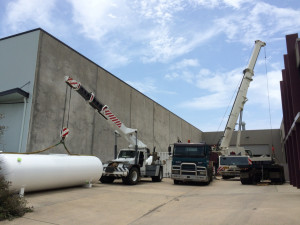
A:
65,76,163,185
216,40,285,184
169,142,214,185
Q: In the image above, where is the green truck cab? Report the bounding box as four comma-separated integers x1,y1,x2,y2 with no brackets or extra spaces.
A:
169,142,213,185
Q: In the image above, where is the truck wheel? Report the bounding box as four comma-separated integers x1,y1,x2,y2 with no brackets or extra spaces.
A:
209,170,213,182
240,178,250,185
251,169,261,185
123,167,140,185
100,176,115,184
173,180,180,185
152,167,163,182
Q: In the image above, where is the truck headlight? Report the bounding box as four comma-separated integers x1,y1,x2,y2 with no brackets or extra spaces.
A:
197,170,206,176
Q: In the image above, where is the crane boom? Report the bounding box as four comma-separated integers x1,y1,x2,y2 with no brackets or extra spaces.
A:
65,76,147,148
219,40,266,153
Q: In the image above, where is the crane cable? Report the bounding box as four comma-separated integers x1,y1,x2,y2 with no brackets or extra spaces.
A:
59,84,73,155
264,47,276,161
22,84,75,155
62,84,72,131
213,80,241,146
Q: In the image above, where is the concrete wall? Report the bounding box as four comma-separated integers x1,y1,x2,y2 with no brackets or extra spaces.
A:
0,30,40,152
203,129,284,159
26,29,203,162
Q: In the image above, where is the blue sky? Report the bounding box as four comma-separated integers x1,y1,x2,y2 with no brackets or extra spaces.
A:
1,0,300,132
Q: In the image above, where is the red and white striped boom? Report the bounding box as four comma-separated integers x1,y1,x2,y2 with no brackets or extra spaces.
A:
65,76,147,148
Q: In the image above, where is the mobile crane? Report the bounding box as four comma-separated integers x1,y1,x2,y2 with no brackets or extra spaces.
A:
65,76,163,185
217,40,284,184
217,40,266,179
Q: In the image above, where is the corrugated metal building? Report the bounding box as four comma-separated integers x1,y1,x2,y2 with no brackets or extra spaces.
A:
280,33,300,188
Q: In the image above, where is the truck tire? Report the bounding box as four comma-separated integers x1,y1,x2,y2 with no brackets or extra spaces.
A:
152,167,163,182
209,170,213,182
269,165,285,184
100,176,115,184
251,169,261,185
240,178,251,185
173,180,180,185
240,170,251,184
123,167,140,185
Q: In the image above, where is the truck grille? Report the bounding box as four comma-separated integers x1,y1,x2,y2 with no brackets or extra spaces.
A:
181,164,196,171
181,163,196,175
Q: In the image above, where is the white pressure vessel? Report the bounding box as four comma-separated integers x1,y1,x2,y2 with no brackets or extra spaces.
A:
0,153,103,193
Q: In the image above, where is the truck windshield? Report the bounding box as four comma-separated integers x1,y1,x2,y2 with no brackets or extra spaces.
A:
174,146,205,158
220,156,249,166
118,150,136,158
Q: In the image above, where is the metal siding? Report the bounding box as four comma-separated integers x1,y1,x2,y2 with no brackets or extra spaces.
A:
281,33,300,188
0,30,40,153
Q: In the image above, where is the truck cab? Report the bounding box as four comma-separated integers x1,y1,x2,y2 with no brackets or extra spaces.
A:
170,143,213,184
218,155,251,179
101,148,163,185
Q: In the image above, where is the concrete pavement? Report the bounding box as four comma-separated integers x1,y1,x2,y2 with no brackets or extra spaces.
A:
1,178,299,225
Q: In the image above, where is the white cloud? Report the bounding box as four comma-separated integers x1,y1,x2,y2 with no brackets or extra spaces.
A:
143,28,187,62
67,0,133,41
179,68,243,109
126,78,176,96
66,0,223,63
195,68,242,92
178,66,282,112
101,50,131,69
181,92,232,109
142,26,222,63
4,0,56,31
188,0,251,9
137,0,184,26
188,0,220,8
222,0,247,9
170,59,199,70
248,70,282,109
215,1,300,44
165,73,179,80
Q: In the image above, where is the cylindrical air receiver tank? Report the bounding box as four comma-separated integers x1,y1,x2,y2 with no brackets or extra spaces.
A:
0,153,103,193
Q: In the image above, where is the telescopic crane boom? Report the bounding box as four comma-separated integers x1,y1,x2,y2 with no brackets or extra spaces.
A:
64,76,147,148
219,40,266,154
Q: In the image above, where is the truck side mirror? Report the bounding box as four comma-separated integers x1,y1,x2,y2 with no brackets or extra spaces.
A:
168,146,172,156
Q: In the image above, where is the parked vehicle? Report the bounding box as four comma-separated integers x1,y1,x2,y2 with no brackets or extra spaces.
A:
169,142,213,185
65,76,163,185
